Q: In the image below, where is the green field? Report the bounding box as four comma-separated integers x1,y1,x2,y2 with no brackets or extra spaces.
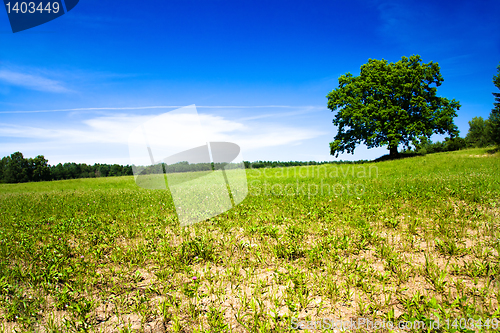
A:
0,148,499,332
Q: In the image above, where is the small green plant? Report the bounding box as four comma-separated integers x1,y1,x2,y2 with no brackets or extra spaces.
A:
0,148,498,331
68,297,94,330
182,277,200,298
54,286,74,310
179,236,217,263
157,299,172,323
207,306,228,331
423,255,448,292
384,217,400,229
435,238,468,257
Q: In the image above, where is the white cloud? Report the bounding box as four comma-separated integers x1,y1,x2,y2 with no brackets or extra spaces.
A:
0,112,324,153
1,108,391,164
0,69,70,93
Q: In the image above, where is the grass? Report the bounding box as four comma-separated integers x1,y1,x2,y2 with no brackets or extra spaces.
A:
0,147,499,332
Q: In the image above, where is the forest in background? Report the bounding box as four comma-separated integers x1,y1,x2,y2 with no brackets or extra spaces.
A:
0,115,496,184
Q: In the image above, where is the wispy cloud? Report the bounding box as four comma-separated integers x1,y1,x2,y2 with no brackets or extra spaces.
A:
0,113,324,152
0,69,70,93
0,105,325,114
236,106,324,121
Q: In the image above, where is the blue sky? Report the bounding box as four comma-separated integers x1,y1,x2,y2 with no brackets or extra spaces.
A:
0,0,499,165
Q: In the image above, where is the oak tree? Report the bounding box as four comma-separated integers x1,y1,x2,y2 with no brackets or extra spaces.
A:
327,55,460,157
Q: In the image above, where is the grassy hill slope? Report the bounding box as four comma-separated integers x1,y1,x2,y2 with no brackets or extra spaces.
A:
0,148,499,332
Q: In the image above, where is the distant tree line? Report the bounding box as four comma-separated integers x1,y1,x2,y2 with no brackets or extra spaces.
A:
0,152,374,184
136,161,243,175
405,115,498,156
405,62,500,155
243,160,370,169
2,107,498,185
132,160,367,175
0,152,133,184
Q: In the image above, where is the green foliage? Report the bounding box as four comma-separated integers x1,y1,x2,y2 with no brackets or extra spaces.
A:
273,225,305,260
179,236,217,264
411,136,467,155
488,62,500,146
0,151,134,183
243,159,371,169
3,152,29,183
207,306,228,331
0,152,52,183
327,55,460,156
465,116,494,148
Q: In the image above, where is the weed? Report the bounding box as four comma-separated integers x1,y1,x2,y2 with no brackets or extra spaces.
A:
0,148,498,331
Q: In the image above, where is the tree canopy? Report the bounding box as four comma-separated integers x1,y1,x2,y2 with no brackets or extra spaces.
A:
0,152,134,184
489,62,500,146
327,55,461,157
465,116,494,148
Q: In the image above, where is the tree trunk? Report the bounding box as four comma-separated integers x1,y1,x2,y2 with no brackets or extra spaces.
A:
389,146,398,157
